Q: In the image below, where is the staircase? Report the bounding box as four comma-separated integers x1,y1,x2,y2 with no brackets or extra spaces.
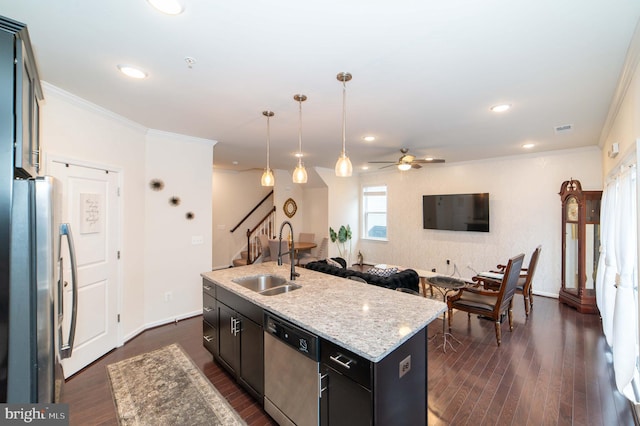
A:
230,191,275,267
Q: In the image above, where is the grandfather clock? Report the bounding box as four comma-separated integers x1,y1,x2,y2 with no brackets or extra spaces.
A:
559,179,602,314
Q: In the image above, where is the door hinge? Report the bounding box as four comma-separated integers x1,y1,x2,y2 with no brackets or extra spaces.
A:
117,251,121,259
117,187,121,196
117,314,121,323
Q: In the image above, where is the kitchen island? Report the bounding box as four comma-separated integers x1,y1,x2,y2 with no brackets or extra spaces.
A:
202,262,446,426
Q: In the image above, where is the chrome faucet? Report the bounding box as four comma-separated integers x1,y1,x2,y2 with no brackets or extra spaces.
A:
278,220,299,281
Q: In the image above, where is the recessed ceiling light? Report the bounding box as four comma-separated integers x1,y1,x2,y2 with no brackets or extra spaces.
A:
522,143,535,149
117,65,148,79
147,0,184,15
361,166,369,170
363,136,376,142
490,104,511,113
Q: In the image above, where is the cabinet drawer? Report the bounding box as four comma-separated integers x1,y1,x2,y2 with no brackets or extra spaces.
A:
321,339,372,389
202,279,215,297
203,320,217,355
203,292,216,324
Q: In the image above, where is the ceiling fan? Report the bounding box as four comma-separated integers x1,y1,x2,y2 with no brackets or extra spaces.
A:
369,148,445,170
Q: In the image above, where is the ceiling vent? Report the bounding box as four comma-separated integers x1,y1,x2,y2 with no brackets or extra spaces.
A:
554,124,573,134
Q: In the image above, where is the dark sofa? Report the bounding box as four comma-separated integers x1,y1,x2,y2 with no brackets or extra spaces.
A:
304,259,420,293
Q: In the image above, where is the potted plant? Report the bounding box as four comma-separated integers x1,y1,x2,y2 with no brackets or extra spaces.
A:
329,225,352,265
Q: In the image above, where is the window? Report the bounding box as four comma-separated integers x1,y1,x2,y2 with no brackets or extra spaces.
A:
362,185,387,240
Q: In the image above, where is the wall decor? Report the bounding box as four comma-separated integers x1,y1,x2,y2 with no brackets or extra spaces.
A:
169,196,181,206
80,193,102,234
149,179,165,191
186,212,195,220
283,198,297,218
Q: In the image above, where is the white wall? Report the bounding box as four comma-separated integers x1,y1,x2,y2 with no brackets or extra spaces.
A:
144,131,215,327
316,168,359,263
358,147,603,298
302,185,329,256
41,83,215,343
40,83,148,340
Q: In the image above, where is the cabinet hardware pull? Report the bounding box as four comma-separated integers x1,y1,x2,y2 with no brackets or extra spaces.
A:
329,354,353,369
203,285,212,291
319,373,328,398
203,335,213,342
203,307,212,312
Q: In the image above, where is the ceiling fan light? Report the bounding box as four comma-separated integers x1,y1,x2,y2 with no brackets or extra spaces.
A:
293,161,308,183
261,168,274,187
335,152,353,177
398,163,412,171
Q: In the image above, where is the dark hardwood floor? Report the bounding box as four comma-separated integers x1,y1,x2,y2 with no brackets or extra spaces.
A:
63,295,635,425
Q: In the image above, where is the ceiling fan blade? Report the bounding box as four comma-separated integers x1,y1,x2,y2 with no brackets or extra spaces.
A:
368,161,396,164
411,163,422,169
379,164,396,169
412,158,446,164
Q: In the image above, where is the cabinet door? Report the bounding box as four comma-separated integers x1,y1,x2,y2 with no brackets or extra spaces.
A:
217,302,238,373
238,316,264,399
321,365,372,426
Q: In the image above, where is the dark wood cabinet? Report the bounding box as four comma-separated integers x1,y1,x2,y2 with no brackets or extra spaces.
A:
210,283,264,402
320,328,427,426
559,179,602,314
202,282,217,355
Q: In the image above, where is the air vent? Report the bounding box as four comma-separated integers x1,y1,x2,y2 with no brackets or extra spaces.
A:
554,124,573,134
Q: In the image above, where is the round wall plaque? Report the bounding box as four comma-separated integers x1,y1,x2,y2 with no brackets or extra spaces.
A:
283,198,297,218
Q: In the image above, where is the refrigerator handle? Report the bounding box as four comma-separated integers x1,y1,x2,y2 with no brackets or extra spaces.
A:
59,223,78,360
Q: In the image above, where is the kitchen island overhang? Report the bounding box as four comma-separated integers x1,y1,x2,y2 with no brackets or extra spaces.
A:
202,262,445,363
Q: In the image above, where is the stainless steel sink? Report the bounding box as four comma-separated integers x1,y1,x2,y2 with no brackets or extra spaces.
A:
259,284,301,296
232,274,300,295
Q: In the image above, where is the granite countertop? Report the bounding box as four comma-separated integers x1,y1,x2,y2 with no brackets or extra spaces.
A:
201,262,446,362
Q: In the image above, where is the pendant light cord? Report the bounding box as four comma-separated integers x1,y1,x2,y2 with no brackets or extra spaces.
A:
266,115,271,169
341,79,347,155
298,98,303,163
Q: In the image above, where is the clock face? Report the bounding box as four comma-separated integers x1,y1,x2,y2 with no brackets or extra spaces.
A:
566,197,579,222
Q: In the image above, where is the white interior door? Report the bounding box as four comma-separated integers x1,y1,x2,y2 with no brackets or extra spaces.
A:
48,160,120,378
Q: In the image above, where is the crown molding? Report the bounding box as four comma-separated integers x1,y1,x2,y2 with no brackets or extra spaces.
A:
598,19,640,147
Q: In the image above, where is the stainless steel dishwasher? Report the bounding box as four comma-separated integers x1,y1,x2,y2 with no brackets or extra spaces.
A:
264,313,320,426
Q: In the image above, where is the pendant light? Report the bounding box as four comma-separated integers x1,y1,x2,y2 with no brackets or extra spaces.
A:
292,94,308,184
261,111,275,187
335,72,353,177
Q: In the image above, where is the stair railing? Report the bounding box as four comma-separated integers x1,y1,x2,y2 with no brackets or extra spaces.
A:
229,190,275,265
245,207,276,264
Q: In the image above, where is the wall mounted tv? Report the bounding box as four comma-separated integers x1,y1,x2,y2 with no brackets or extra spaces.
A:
422,193,490,232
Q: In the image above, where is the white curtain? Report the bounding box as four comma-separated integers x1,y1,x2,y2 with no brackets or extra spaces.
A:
596,164,638,402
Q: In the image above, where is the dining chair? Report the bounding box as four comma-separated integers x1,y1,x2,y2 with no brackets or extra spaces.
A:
257,234,271,262
268,239,290,264
480,245,542,316
447,253,525,346
299,237,329,266
297,233,316,262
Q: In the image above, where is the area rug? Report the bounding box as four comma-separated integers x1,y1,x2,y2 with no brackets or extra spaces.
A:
107,343,246,426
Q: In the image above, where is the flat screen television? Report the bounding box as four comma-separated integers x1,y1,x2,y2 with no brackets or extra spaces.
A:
422,193,490,232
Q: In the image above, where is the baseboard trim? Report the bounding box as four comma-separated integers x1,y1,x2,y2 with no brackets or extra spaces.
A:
123,310,202,345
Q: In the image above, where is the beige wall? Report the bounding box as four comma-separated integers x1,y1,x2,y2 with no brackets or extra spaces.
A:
358,147,603,298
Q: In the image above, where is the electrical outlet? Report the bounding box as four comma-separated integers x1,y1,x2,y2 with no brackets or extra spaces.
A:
164,291,173,302
446,259,450,265
399,355,411,378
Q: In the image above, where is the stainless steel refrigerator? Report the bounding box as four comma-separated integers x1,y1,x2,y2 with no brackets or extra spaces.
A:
6,176,77,403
